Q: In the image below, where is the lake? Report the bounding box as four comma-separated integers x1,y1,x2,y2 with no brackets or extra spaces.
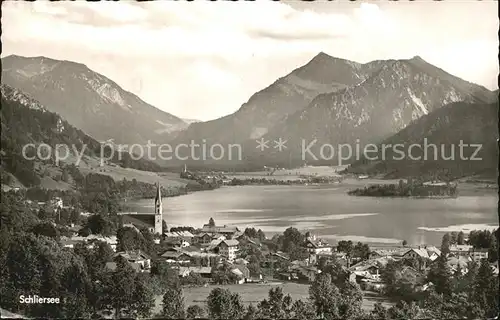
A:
128,179,498,246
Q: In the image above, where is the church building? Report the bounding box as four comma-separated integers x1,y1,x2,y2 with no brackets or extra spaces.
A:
120,183,164,237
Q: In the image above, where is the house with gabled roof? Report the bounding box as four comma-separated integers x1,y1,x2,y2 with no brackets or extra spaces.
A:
113,250,151,271
200,224,239,238
212,239,239,262
304,237,334,255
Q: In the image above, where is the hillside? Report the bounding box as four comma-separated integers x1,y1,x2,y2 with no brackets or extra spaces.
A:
345,99,499,180
1,55,188,145
0,84,185,190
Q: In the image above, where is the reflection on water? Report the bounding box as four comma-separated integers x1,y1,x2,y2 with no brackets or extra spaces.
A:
129,183,498,246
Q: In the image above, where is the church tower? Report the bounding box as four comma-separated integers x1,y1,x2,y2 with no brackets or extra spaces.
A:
154,182,163,235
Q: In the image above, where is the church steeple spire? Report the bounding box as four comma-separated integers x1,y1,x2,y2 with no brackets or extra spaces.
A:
154,182,163,235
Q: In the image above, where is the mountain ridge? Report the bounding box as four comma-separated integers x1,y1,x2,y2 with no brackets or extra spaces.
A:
236,56,496,167
1,55,187,145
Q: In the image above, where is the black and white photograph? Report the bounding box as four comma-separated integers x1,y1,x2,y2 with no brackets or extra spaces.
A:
0,0,499,319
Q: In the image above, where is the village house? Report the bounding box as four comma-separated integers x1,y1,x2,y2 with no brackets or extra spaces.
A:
304,236,334,255
449,244,473,257
161,248,192,264
349,257,394,277
61,234,118,251
178,266,213,279
211,239,239,262
163,237,191,249
469,248,489,262
231,265,250,284
105,261,143,273
446,256,471,275
200,224,239,239
369,248,408,259
113,250,151,271
160,247,219,266
49,197,63,210
194,232,226,245
194,233,213,245
449,245,488,262
289,263,321,283
262,252,290,269
403,246,441,262
164,230,194,243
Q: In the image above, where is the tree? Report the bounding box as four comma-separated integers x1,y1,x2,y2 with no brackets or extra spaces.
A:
370,302,388,319
487,235,498,262
116,226,145,252
337,240,354,265
402,240,408,246
338,281,363,319
162,281,185,319
282,227,305,253
244,227,258,239
381,260,421,302
471,258,499,317
101,258,137,318
387,301,422,319
186,305,205,319
85,214,115,236
151,260,178,287
353,242,370,261
211,263,239,285
30,222,60,240
291,300,316,320
208,217,215,227
244,304,258,320
422,291,480,319
427,256,452,296
129,275,155,319
61,168,70,182
450,231,458,245
309,273,341,319
441,233,451,256
256,287,293,319
457,231,465,245
206,288,244,320
257,229,266,241
322,261,350,289
247,255,261,277
288,242,309,261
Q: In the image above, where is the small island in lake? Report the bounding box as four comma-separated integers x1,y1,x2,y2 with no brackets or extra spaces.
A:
348,178,458,198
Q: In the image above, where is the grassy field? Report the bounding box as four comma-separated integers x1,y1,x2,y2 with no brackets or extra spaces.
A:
152,282,393,314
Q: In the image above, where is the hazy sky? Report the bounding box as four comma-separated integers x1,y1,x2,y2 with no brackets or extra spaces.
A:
2,1,498,121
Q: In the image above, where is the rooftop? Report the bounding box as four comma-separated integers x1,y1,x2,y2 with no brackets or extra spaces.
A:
121,214,155,229
115,250,151,261
201,224,239,233
164,231,194,238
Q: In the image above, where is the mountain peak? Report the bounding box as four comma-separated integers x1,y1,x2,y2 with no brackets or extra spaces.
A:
314,51,333,59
